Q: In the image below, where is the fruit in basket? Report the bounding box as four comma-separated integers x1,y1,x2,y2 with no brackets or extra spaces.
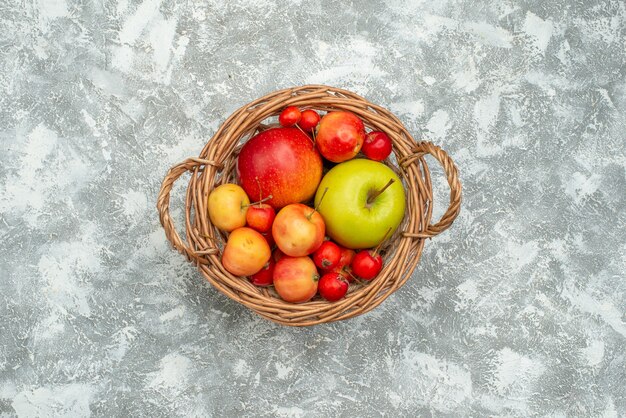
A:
314,159,405,249
312,240,341,270
323,246,356,280
273,256,319,303
337,247,356,270
299,109,321,132
351,249,383,280
272,203,325,257
316,111,365,162
222,227,271,276
246,203,275,233
207,183,250,232
249,258,275,286
362,131,392,161
278,106,301,127
157,86,463,323
318,272,349,302
237,127,323,209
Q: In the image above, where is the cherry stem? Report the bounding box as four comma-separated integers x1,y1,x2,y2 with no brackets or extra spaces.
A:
295,123,314,144
243,195,273,208
372,227,392,257
367,179,395,205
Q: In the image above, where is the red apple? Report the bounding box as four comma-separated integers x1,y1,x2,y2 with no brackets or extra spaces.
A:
273,256,319,303
246,203,275,233
299,109,321,132
279,106,301,127
222,227,271,277
318,272,349,301
237,127,323,209
316,111,365,162
272,203,325,257
362,131,392,161
249,258,275,286
312,240,341,270
351,250,383,281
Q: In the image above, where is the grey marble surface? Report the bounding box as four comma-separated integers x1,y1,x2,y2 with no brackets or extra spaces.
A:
1,0,625,416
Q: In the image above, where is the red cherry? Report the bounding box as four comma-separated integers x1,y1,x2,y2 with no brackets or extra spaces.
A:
312,241,341,270
299,109,321,132
318,272,349,301
322,246,356,281
246,203,276,233
362,131,392,161
278,106,301,127
351,250,383,280
249,258,275,286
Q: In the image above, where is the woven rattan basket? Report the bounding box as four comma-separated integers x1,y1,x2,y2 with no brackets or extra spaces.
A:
157,85,461,326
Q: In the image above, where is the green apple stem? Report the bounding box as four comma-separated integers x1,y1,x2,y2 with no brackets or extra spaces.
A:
372,227,393,257
308,187,328,219
366,178,395,206
243,195,273,208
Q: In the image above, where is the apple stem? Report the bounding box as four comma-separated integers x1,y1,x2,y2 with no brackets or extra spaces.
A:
255,177,265,208
243,195,273,208
308,187,328,219
366,178,395,205
372,227,392,257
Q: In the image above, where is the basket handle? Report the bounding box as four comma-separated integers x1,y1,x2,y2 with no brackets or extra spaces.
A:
402,141,462,239
156,157,221,261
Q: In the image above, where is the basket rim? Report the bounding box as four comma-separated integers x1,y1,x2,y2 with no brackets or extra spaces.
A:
156,84,462,326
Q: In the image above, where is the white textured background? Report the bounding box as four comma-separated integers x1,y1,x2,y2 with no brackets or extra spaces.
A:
1,0,625,416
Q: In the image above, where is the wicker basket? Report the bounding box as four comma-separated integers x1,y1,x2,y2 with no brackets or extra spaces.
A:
157,85,461,326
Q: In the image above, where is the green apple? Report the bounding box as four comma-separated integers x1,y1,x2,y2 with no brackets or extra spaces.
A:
314,159,406,249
